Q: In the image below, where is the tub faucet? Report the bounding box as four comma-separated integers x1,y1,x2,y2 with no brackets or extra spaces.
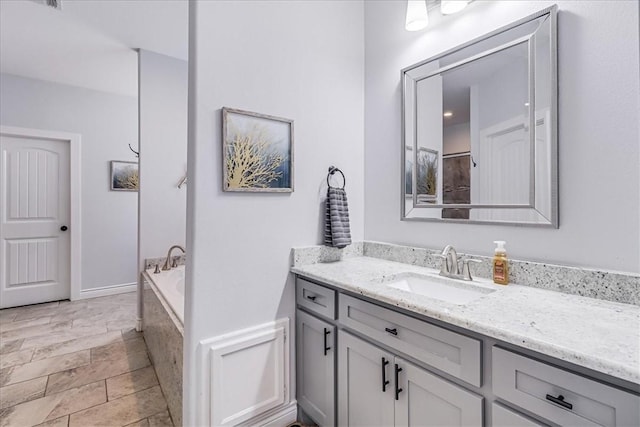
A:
162,245,185,271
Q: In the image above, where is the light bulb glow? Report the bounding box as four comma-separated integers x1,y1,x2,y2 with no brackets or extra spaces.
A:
405,0,429,31
440,0,469,15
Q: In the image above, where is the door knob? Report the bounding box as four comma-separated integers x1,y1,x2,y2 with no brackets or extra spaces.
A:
60,225,68,231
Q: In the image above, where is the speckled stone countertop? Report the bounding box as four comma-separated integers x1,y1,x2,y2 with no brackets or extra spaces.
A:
291,256,640,385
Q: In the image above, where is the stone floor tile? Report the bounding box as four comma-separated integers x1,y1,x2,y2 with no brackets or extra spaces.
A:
46,350,150,394
0,380,106,427
91,337,147,363
9,302,65,322
148,410,174,427
34,415,70,427
0,339,23,355
0,348,33,369
12,301,85,323
68,385,167,427
124,419,150,427
121,328,143,341
0,321,72,342
0,311,18,324
0,350,90,387
106,366,158,400
32,331,123,362
106,317,137,332
20,324,108,349
0,317,51,333
0,376,47,409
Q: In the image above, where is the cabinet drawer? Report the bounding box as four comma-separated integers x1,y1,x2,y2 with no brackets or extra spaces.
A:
492,402,547,427
296,278,336,319
492,347,640,427
339,293,481,387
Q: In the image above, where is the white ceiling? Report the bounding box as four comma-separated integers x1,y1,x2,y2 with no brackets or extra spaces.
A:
0,0,188,97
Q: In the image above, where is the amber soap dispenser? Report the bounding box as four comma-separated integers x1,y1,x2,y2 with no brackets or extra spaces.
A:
492,241,509,285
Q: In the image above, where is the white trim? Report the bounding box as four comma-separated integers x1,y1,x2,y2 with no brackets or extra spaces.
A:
77,282,137,300
240,400,297,427
197,318,291,427
0,125,82,301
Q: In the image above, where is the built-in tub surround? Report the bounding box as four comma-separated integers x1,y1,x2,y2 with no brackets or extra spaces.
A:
291,242,640,385
142,266,184,427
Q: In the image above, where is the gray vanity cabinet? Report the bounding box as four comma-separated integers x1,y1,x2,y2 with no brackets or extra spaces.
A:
295,276,639,427
296,309,336,427
395,358,483,426
338,330,483,427
338,330,395,426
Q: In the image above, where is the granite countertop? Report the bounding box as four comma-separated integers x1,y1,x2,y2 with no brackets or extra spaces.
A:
291,256,640,385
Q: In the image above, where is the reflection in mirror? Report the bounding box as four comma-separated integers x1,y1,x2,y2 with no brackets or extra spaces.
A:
402,6,557,226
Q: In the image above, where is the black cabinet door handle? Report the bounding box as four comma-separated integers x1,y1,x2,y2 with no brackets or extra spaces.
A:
60,225,68,231
546,394,573,410
323,328,331,356
306,295,317,302
394,364,403,400
385,327,398,336
381,357,390,392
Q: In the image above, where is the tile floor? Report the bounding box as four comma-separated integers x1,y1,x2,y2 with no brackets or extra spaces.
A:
0,292,173,427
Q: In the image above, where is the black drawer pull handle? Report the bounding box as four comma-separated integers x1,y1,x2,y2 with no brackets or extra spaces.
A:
385,327,398,336
323,328,331,356
306,295,317,302
546,394,573,410
381,357,390,392
394,364,403,400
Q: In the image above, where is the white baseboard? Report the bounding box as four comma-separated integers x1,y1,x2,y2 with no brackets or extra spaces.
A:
243,400,297,427
78,282,137,300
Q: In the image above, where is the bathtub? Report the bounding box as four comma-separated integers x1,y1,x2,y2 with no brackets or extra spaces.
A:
143,265,184,426
145,266,185,324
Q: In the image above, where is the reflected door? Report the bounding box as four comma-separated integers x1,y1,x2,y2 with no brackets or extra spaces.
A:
0,133,70,308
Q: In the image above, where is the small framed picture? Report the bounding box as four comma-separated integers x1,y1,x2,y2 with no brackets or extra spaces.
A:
110,161,139,191
222,107,294,192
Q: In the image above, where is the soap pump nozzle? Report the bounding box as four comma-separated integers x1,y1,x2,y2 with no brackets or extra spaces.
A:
493,240,506,254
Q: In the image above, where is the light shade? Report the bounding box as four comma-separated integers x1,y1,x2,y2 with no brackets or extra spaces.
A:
440,0,469,15
405,0,429,31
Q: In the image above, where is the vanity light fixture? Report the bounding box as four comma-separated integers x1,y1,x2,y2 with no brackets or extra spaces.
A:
443,111,453,118
405,0,429,31
440,0,470,15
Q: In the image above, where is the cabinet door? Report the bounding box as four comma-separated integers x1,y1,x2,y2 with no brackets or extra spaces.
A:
395,357,483,427
338,331,395,427
297,310,335,426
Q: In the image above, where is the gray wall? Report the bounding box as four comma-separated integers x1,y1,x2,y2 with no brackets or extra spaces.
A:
184,1,365,423
364,0,640,273
138,50,188,270
0,73,138,289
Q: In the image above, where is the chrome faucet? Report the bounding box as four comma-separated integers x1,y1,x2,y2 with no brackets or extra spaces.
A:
439,245,460,276
162,245,185,271
437,245,480,281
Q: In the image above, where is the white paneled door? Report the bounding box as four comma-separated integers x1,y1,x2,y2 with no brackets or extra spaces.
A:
0,133,71,308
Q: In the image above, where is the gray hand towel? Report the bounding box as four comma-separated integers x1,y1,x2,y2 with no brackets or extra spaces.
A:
324,187,352,248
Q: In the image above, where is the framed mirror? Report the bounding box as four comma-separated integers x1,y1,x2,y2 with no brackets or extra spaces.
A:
401,6,558,227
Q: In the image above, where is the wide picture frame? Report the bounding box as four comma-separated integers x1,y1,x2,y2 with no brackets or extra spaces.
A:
222,107,294,193
110,160,139,192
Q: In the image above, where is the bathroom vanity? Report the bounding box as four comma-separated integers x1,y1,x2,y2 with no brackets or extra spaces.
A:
292,250,640,427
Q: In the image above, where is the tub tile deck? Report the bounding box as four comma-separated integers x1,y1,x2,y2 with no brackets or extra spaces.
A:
0,292,174,427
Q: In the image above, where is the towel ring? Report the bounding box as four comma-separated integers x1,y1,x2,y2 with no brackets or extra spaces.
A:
327,166,346,189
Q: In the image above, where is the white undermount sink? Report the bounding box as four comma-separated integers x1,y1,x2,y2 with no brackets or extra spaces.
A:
384,273,497,305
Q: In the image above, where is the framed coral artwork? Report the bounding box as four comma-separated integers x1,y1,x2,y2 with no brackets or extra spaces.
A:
110,161,139,191
222,107,294,192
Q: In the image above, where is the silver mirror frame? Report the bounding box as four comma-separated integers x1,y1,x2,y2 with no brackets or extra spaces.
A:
401,5,558,228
